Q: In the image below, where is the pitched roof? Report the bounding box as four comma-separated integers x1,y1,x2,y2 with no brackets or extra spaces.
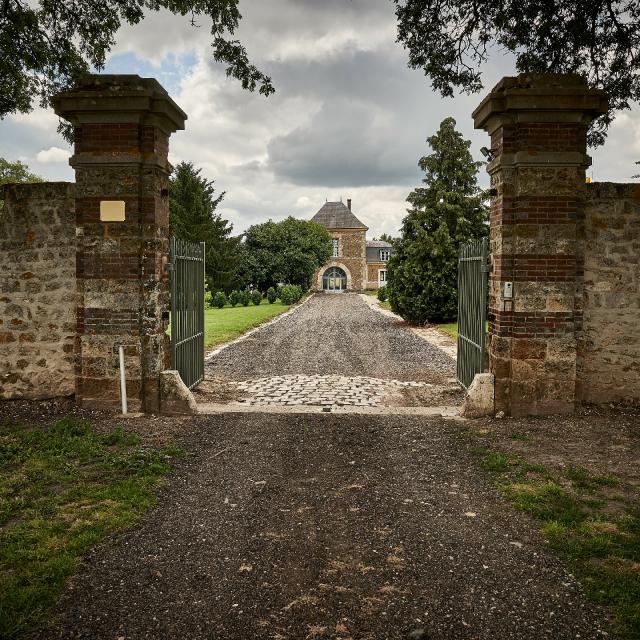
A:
366,240,392,248
310,201,367,229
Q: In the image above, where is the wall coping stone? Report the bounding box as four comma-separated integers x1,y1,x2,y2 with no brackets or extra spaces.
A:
52,74,186,135
473,73,608,133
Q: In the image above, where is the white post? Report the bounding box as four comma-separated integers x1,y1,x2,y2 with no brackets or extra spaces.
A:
118,345,128,415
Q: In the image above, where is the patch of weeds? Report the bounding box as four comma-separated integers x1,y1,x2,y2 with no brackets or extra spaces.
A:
564,465,621,493
478,447,640,638
0,417,180,639
480,451,511,472
511,432,531,442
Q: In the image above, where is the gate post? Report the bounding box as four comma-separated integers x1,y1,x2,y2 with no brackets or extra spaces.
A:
473,74,607,416
53,75,186,412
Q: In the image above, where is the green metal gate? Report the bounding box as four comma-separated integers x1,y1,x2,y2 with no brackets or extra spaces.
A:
456,237,489,388
169,237,205,389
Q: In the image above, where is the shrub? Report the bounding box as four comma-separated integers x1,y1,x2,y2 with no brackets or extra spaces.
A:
228,290,240,307
279,284,303,305
266,286,277,304
251,290,262,306
213,291,227,309
240,289,251,306
204,289,212,307
377,286,388,302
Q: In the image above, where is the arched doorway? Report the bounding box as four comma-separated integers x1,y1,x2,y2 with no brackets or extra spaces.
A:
322,266,347,292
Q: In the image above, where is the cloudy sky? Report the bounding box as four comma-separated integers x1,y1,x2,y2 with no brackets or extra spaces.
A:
2,0,639,237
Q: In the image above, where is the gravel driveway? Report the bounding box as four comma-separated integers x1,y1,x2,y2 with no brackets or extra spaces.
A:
203,294,463,408
39,413,607,639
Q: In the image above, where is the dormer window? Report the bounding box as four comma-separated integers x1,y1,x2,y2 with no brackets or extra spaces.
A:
332,238,339,257
380,249,390,261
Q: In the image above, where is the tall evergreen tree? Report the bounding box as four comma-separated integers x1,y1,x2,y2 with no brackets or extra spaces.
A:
387,118,488,324
169,161,241,292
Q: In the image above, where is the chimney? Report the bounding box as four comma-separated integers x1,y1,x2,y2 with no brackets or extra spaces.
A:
347,198,352,211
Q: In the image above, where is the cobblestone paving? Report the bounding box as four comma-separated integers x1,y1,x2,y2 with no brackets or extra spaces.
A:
234,374,429,408
203,294,465,409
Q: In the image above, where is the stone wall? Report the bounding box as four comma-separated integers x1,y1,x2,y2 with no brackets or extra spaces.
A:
0,183,76,399
366,262,387,289
577,183,640,403
312,228,367,291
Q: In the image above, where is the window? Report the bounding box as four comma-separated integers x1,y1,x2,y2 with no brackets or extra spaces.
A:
380,249,390,261
332,238,339,257
379,270,387,283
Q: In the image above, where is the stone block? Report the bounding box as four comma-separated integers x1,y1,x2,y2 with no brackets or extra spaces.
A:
159,370,198,415
462,373,495,418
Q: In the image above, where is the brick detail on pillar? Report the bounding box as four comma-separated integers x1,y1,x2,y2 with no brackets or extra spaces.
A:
53,75,186,412
473,74,607,416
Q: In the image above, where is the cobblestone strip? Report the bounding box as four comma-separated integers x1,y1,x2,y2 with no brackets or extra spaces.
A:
231,373,430,408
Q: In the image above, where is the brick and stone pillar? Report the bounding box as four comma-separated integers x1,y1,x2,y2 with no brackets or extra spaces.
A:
473,74,607,416
53,75,186,412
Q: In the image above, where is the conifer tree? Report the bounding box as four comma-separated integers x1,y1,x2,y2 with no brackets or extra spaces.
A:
169,161,241,292
387,118,487,324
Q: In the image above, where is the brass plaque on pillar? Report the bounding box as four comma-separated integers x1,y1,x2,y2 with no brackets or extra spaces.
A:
100,200,126,222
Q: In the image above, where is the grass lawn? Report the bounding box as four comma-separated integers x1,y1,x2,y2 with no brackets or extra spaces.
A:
204,299,292,349
0,417,180,639
362,289,391,310
437,322,458,340
472,444,640,638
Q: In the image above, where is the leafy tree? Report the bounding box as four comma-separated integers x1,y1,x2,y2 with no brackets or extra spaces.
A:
0,158,43,186
240,217,332,291
169,161,241,293
387,117,488,324
1,0,273,132
393,0,640,145
377,233,395,244
0,157,43,211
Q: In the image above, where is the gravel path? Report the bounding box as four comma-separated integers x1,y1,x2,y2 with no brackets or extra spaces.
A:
202,294,464,408
206,294,456,383
39,413,607,640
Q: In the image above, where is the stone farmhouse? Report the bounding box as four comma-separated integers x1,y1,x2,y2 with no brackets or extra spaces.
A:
310,200,393,292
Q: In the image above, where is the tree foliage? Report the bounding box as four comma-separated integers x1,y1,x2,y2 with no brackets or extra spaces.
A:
387,118,488,324
394,0,640,145
169,161,241,292
1,0,273,125
0,157,43,186
0,157,43,211
239,217,332,291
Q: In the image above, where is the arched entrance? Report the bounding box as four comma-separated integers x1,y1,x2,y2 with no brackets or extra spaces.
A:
322,266,347,292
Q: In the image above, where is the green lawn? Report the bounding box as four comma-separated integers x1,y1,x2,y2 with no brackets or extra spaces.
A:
204,299,292,349
362,289,391,310
0,417,180,639
437,322,458,340
472,445,640,639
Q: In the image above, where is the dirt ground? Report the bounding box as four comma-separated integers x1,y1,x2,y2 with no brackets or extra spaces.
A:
12,407,611,640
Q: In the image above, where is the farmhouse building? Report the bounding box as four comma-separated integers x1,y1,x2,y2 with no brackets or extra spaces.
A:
310,200,393,292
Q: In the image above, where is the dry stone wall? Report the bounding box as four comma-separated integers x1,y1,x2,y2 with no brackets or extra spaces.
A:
0,183,76,399
578,183,640,403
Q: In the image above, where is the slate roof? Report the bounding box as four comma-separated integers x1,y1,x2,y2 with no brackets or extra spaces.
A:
366,240,392,248
311,201,368,229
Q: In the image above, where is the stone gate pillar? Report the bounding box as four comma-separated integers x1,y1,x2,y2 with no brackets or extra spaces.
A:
53,75,186,412
473,74,607,416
